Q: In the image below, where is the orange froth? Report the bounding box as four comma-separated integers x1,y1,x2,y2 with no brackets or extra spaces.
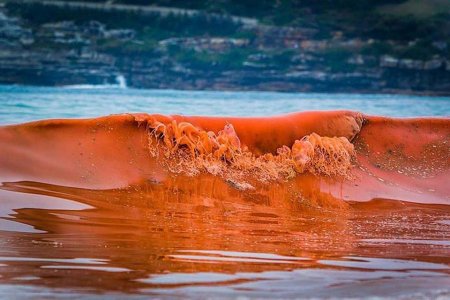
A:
144,119,356,188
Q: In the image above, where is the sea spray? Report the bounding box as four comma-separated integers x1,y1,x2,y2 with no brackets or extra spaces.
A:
144,119,356,189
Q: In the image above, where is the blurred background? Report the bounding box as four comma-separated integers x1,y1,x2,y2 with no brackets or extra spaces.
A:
0,0,449,94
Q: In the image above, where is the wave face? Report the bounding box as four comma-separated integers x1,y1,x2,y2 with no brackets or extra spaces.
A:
0,111,448,207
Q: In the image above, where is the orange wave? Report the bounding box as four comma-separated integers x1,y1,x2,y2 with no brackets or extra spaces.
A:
0,111,448,207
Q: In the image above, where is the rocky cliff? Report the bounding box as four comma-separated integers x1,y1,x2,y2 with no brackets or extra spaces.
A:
0,1,449,94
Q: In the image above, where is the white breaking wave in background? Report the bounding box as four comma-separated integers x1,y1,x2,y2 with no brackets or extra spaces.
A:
116,74,127,89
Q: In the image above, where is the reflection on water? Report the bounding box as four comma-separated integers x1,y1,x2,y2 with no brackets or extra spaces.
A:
0,188,91,233
0,180,449,298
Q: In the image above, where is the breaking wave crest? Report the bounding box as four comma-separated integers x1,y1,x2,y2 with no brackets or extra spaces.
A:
144,119,356,188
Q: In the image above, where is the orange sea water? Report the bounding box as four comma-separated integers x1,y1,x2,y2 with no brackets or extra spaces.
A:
0,86,449,299
0,182,449,298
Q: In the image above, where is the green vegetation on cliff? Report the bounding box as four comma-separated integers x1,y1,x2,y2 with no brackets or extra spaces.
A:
1,0,449,93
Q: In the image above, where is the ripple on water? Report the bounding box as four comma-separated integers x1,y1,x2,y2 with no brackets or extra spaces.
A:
318,256,449,270
167,250,310,264
361,238,450,246
139,268,450,299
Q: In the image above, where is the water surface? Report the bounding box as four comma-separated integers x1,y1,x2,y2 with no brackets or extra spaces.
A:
1,85,449,125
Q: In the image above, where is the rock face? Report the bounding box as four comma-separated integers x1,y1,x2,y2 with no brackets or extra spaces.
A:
0,5,448,94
